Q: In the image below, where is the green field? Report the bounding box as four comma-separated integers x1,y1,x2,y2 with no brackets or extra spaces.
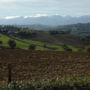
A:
0,34,78,51
0,34,29,49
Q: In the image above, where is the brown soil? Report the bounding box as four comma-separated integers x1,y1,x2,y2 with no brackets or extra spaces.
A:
0,49,90,81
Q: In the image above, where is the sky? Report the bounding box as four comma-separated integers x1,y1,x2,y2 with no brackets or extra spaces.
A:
0,0,90,18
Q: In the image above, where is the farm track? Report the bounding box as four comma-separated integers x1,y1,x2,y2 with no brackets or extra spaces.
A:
0,50,90,81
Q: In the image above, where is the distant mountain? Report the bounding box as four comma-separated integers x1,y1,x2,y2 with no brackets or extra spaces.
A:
1,15,90,27
15,24,53,30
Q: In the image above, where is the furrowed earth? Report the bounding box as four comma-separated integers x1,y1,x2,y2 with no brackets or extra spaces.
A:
0,49,90,81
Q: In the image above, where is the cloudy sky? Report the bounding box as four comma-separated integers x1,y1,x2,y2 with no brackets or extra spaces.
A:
0,0,90,18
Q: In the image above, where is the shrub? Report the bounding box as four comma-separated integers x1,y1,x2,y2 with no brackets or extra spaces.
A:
28,44,36,50
87,47,90,52
63,44,72,51
0,41,3,45
65,48,72,51
43,44,47,48
8,40,16,49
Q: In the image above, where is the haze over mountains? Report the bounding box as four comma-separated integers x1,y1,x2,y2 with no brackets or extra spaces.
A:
0,15,90,30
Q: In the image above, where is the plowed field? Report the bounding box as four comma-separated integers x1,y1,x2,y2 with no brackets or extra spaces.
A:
0,50,90,81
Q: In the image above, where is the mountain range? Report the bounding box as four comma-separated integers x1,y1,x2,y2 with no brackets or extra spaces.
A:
1,15,90,28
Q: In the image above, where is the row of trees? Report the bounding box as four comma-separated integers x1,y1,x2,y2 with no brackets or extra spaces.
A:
49,30,71,35
16,30,37,38
0,25,37,39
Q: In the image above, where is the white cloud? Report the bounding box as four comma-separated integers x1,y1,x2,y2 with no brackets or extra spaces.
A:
35,14,48,17
24,14,48,18
5,16,20,19
4,14,48,19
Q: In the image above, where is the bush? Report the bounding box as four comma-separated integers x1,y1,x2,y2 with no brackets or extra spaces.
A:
43,44,47,48
66,48,72,51
0,41,3,45
87,47,90,52
8,40,16,49
63,44,72,51
28,44,36,50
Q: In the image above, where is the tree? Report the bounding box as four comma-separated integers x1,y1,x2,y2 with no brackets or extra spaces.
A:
49,31,59,35
8,40,16,49
63,44,72,51
43,44,47,48
28,44,36,50
87,47,90,52
0,41,3,45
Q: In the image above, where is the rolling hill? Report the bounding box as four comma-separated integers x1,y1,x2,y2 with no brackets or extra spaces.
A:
0,34,72,51
51,23,90,36
16,31,84,48
0,24,89,50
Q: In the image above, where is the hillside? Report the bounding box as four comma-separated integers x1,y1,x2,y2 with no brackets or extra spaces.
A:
0,34,73,51
0,25,88,49
17,31,84,48
53,23,90,36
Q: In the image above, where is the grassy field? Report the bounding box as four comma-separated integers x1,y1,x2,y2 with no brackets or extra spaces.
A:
16,37,65,51
0,34,29,49
0,34,49,50
0,34,78,51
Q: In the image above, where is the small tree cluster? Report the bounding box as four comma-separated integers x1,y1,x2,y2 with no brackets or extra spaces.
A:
63,44,72,51
0,41,4,49
43,44,47,48
0,40,3,45
28,44,36,50
87,47,90,52
17,30,37,38
8,40,16,49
